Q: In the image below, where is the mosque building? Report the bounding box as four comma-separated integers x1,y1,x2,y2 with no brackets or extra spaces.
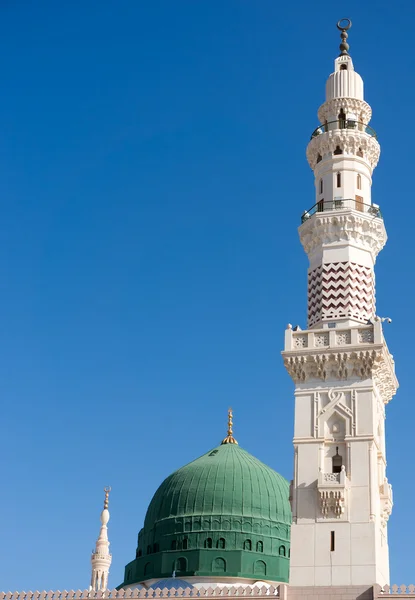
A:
1,19,409,600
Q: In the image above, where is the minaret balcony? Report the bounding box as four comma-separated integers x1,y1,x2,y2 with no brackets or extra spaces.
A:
301,198,382,224
310,119,377,140
306,120,380,170
317,467,350,519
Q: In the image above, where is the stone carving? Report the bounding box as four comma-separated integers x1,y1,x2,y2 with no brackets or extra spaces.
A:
314,333,329,347
306,128,380,170
0,587,280,600
336,331,351,345
300,212,387,259
359,329,374,343
323,472,341,483
317,97,372,125
283,348,397,404
294,335,308,348
319,489,345,517
380,478,393,527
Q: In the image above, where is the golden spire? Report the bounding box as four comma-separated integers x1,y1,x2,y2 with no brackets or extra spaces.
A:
104,486,111,510
221,408,238,445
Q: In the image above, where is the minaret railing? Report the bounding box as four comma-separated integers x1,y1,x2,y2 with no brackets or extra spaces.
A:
301,199,382,223
310,120,377,139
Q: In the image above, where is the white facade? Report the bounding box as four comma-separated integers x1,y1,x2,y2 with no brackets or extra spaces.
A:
284,29,398,587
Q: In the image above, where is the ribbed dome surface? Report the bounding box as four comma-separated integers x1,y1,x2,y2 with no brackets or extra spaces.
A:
121,442,291,586
144,443,291,526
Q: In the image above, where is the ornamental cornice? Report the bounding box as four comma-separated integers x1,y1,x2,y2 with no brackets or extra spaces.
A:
306,130,380,170
282,345,398,404
299,210,387,258
318,98,372,124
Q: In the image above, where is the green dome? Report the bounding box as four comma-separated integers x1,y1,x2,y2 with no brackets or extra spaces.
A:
122,442,291,586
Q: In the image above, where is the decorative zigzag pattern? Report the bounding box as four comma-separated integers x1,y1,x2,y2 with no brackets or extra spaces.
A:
308,261,375,327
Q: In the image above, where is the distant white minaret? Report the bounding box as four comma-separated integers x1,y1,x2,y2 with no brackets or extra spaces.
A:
90,487,112,591
283,20,398,587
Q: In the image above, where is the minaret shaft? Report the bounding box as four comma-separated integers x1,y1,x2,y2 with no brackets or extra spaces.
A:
283,23,398,589
90,487,112,591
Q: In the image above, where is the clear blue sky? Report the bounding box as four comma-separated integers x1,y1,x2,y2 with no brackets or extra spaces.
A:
1,0,414,590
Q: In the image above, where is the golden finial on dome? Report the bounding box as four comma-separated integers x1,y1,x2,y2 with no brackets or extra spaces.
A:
104,486,111,509
221,408,238,445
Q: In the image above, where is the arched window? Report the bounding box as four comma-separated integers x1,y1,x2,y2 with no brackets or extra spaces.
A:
217,538,226,549
256,541,264,553
357,147,364,158
136,549,142,558
317,153,322,164
212,557,226,572
144,562,153,576
204,538,213,548
182,538,188,550
153,543,159,553
244,539,252,551
175,557,187,573
336,173,341,187
333,146,343,155
146,545,152,555
279,545,286,556
357,174,362,190
171,540,177,550
254,560,267,576
332,447,343,473
340,64,347,71
319,179,323,194
338,109,346,129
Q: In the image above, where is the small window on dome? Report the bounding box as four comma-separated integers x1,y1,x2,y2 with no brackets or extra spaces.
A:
279,545,286,556
256,541,264,553
334,146,343,155
217,538,226,549
317,154,322,164
204,538,213,548
244,539,252,551
183,538,188,550
209,450,218,457
357,147,364,158
340,64,347,70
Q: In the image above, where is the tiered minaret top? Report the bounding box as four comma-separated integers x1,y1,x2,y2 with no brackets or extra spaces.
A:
302,19,385,329
90,487,112,591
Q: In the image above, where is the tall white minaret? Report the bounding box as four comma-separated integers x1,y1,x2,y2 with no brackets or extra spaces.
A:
90,487,112,591
282,20,398,587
